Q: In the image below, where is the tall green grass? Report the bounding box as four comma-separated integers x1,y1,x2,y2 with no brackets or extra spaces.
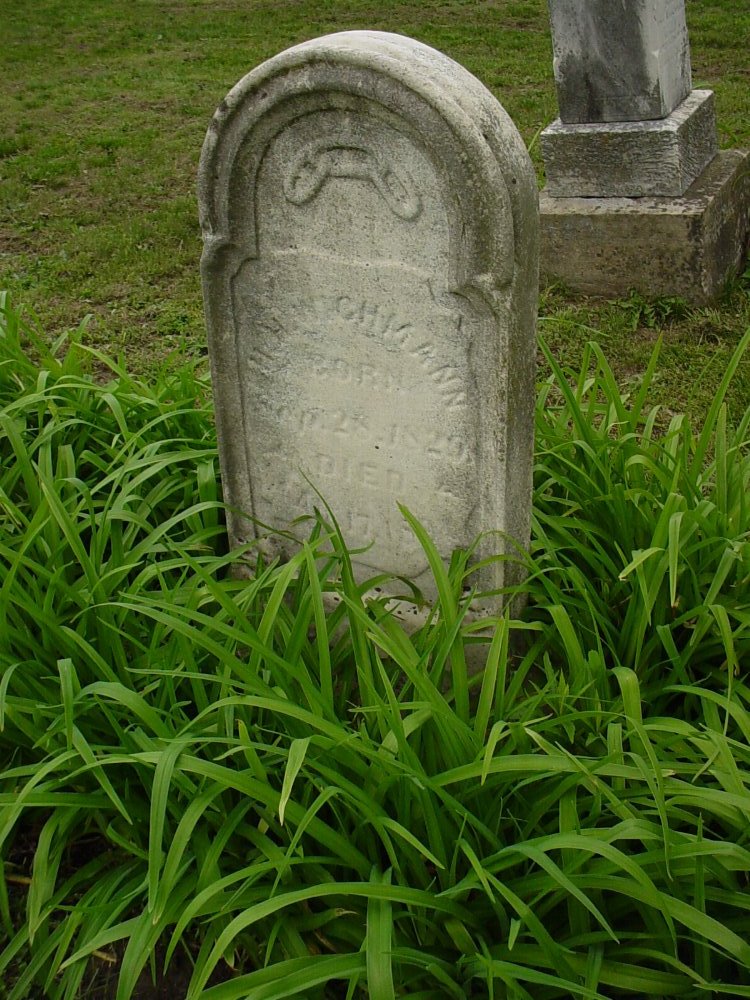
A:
1,294,749,999
531,334,750,705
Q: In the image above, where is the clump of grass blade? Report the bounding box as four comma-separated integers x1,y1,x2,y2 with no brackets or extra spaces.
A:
531,329,750,709
1,295,749,999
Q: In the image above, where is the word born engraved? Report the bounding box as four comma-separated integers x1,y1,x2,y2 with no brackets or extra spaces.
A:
284,141,422,221
305,355,404,394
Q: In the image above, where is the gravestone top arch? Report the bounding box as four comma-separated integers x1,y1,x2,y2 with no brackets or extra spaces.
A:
199,30,538,609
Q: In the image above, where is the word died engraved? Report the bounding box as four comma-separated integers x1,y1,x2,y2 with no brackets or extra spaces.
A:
284,141,422,221
309,452,404,493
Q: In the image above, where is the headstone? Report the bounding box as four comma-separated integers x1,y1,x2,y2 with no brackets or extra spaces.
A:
548,0,692,124
199,31,538,609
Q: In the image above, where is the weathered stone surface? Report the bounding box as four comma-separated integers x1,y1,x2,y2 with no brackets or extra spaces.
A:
540,150,750,304
542,90,717,198
198,31,539,606
548,0,692,124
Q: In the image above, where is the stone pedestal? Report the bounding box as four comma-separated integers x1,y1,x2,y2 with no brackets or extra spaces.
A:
542,90,717,198
540,150,750,304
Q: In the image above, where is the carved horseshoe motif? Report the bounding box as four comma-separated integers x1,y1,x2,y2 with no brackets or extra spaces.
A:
283,141,422,221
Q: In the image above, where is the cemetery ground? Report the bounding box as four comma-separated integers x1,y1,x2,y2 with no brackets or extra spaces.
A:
1,0,749,419
1,1,750,999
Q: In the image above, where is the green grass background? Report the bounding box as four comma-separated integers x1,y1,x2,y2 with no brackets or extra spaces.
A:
1,0,749,415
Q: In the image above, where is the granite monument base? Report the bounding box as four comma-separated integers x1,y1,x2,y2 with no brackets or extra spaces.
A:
540,150,750,304
541,90,717,198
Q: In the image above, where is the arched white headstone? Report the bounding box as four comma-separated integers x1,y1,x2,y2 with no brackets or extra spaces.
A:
199,31,538,607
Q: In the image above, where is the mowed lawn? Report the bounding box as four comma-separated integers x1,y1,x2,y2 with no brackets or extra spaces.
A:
1,0,749,416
